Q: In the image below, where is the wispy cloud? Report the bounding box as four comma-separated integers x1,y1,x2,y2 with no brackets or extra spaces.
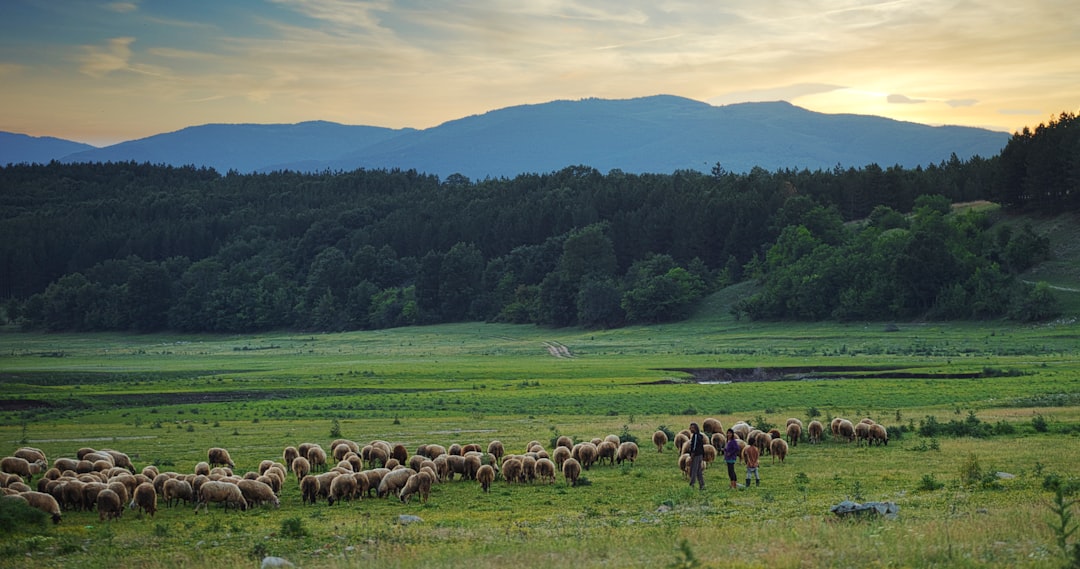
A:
78,37,137,78
106,2,139,13
888,94,926,104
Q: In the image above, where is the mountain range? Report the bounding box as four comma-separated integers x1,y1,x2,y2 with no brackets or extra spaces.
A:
1,95,1010,179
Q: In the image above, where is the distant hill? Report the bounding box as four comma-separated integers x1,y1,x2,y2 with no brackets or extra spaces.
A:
0,132,96,165
2,95,1010,177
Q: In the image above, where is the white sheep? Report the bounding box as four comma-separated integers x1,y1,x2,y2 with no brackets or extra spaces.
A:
194,480,247,513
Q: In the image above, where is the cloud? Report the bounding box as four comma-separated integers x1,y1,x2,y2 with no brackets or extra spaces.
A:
946,99,978,108
887,94,926,104
106,2,139,13
78,37,137,78
999,109,1043,116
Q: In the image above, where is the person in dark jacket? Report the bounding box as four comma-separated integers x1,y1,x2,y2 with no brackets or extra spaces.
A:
687,422,706,490
723,428,741,489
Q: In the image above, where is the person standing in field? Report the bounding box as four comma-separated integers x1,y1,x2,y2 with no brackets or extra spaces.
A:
724,428,741,489
743,441,760,487
687,422,706,490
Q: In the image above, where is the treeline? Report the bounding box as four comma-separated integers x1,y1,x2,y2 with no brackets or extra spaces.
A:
1,111,1074,332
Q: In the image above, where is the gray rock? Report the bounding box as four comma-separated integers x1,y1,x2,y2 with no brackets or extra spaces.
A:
830,500,899,519
397,514,423,525
261,557,295,569
995,472,1015,479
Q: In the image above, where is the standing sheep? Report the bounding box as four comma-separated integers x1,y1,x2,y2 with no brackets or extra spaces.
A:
577,443,598,470
97,488,123,521
562,458,582,487
399,471,434,504
552,446,571,469
306,446,327,473
786,423,802,447
376,468,416,498
616,442,639,465
238,479,280,509
207,448,235,469
327,474,357,506
487,441,505,464
291,457,311,485
652,430,668,453
535,458,557,483
869,424,889,446
129,482,157,518
20,491,62,524
1,457,40,483
500,458,523,484
596,441,618,467
702,418,723,435
854,421,872,446
194,481,247,513
163,478,194,508
300,476,320,505
770,438,789,464
476,464,495,492
283,446,299,469
807,420,824,444
836,419,856,443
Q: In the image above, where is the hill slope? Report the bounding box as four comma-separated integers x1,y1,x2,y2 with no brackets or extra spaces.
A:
0,132,96,165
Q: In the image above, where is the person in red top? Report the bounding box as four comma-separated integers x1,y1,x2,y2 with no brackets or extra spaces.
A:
743,443,760,487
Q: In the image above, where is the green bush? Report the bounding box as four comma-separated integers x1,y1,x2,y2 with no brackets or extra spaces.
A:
0,498,49,536
280,517,309,538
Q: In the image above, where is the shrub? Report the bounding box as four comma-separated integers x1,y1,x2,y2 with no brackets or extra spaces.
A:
0,498,48,536
1033,414,1049,433
280,517,309,538
619,424,638,444
918,474,945,491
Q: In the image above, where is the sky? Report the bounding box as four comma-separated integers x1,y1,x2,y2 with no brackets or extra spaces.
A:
1,0,1077,147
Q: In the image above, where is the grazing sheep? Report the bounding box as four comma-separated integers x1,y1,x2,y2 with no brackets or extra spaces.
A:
141,465,160,479
327,474,357,506
300,476,320,505
710,432,726,449
384,458,400,471
423,444,447,459
361,469,389,497
534,458,557,483
194,481,247,513
367,446,389,469
562,458,582,487
391,444,409,464
1,457,39,483
60,479,88,511
163,478,194,507
377,468,416,498
194,462,211,477
331,439,360,455
353,471,370,498
314,472,340,500
807,420,824,444
702,444,717,465
476,464,496,492
731,422,752,442
399,471,434,504
129,482,157,518
786,423,802,447
616,442,639,466
552,446,571,469
869,424,889,446
830,418,844,440
448,443,463,456
521,456,537,483
555,435,573,449
21,491,62,524
462,443,482,454
702,418,723,435
464,454,482,481
672,432,689,455
786,418,804,429
283,446,299,469
770,438,789,464
854,421,872,446
306,446,327,473
53,458,78,473
291,457,311,485
101,450,136,473
577,442,598,470
836,419,856,443
408,455,426,472
678,453,691,478
445,455,467,481
105,480,129,507
97,488,123,521
596,441,618,466
207,448,235,469
487,441,505,464
332,444,352,463
239,479,280,508
14,448,47,466
652,430,668,452
500,458,523,484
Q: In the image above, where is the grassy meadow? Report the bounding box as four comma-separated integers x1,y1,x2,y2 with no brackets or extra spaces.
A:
1,305,1079,568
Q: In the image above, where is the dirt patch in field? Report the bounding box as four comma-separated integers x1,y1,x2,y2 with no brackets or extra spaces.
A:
0,399,53,411
648,365,991,384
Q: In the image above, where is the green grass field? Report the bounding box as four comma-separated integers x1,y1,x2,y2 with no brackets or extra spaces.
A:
2,309,1079,568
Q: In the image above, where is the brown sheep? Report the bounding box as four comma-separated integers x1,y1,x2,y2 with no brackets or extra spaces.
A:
487,441,505,464
464,454,482,481
163,478,194,507
869,424,889,446
129,482,157,517
100,450,136,473
283,446,299,469
392,444,409,464
306,446,328,473
327,474,357,506
836,419,856,443
21,491,62,524
731,422,752,442
377,468,415,498
830,417,844,440
678,453,691,478
562,458,582,487
500,458,523,484
521,456,537,483
14,448,47,466
362,469,389,497
672,432,689,455
331,439,360,454
552,446,571,468
291,457,311,485
300,475,320,505
399,471,434,504
448,443,463,456
616,442,639,466
702,444,717,464
1,457,40,483
238,479,279,508
576,442,598,470
97,488,123,521
710,432,726,448
476,464,495,492
353,471,371,498
770,438,789,464
314,472,340,500
106,480,129,506
596,441,618,466
807,420,824,444
462,443,482,454
702,418,723,435
207,448,235,469
555,435,573,449
786,423,802,447
194,461,211,477
53,458,78,473
652,430,668,452
408,455,426,472
258,474,282,495
854,421,872,446
535,458,557,483
194,480,246,513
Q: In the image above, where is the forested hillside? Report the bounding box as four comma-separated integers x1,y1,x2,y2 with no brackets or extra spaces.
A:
1,111,1076,332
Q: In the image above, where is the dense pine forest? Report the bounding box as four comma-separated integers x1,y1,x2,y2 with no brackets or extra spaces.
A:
2,111,1076,333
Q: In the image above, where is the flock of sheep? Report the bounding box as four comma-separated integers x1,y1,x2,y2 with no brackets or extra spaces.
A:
0,418,885,523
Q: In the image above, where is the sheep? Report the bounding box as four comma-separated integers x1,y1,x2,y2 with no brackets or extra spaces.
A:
97,488,123,521
672,432,689,454
576,442,598,470
384,458,401,471
60,479,88,511
830,417,843,440
283,446,299,469
207,447,235,470
377,468,416,498
786,423,802,447
8,481,32,493
352,471,371,498
487,441,505,464
408,455,426,472
854,421,872,446
616,442,639,465
14,447,47,466
53,458,78,473
399,471,434,504
476,464,496,492
100,450,136,473
129,482,157,518
21,491,62,524
105,480,129,507
141,465,159,479
448,443,463,456
163,478,194,507
786,418,804,429
836,419,856,443
194,461,211,477
552,446,571,469
332,444,352,463
732,422,752,442
596,441,618,466
258,474,282,495
652,430,668,452
331,439,360,454
702,418,724,435
367,446,389,469
1,456,40,483
314,472,340,500
500,458,523,484
534,458,557,483
702,444,717,465
521,456,537,483
464,454,482,481
306,446,327,473
300,475,320,505
423,444,447,459
555,435,573,449
391,444,409,464
238,479,280,509
770,438,789,464
291,457,311,485
869,424,889,446
327,473,357,506
445,455,467,481
562,458,582,487
807,420,824,444
361,469,388,497
194,480,247,513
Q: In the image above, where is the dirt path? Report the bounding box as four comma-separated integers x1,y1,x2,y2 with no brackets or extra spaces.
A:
543,341,574,358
